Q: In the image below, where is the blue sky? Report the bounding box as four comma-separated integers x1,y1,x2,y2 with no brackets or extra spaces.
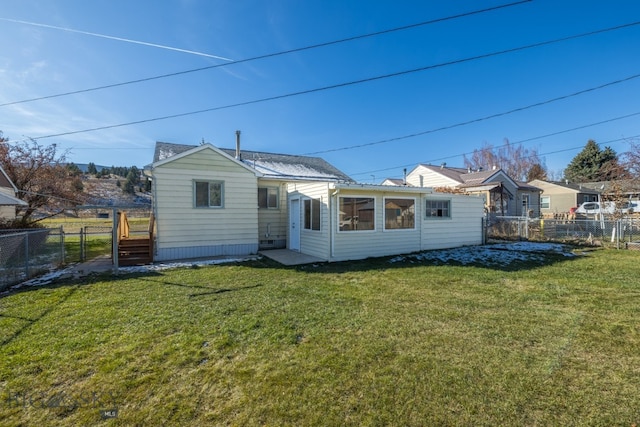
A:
1,0,640,182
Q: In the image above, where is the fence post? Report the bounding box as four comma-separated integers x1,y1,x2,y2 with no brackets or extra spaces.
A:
60,226,65,265
80,226,85,262
24,232,29,279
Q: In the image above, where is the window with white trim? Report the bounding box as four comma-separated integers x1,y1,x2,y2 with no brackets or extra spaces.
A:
426,199,450,218
541,196,550,209
194,180,223,208
258,187,278,209
304,198,321,231
384,198,415,230
339,197,375,231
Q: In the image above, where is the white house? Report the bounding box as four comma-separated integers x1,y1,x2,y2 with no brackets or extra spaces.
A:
0,164,27,221
405,164,541,217
145,140,485,263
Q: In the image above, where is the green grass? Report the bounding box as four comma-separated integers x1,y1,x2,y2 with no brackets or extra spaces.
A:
0,248,639,425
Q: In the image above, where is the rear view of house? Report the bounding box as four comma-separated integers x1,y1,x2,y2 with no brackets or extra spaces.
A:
146,139,485,264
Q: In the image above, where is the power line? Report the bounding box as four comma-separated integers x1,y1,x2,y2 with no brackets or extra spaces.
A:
348,115,640,178
303,72,640,156
0,0,531,107
16,20,640,143
372,135,640,181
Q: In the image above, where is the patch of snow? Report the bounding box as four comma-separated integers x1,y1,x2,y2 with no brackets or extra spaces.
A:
118,256,259,274
389,242,576,266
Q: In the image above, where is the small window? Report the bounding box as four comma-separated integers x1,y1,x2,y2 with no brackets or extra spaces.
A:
258,187,278,209
194,180,223,208
339,197,375,231
426,199,450,218
541,196,550,209
304,198,321,231
384,198,415,230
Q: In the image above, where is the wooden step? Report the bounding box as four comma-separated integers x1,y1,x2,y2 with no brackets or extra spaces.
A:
118,238,152,266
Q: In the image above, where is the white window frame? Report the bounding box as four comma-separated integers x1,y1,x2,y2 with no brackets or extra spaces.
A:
425,198,451,219
540,195,550,209
194,180,224,208
383,197,416,231
258,187,279,209
303,198,321,231
338,196,376,232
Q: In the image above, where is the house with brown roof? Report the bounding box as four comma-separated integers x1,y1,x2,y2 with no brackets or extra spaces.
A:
405,164,541,217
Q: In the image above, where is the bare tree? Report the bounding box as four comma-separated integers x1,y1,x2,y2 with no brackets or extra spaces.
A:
464,139,546,181
0,135,84,227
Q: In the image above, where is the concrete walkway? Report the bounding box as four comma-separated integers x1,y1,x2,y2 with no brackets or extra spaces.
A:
259,249,325,266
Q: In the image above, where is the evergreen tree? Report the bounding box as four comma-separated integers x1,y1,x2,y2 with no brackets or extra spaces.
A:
87,162,97,175
564,140,626,182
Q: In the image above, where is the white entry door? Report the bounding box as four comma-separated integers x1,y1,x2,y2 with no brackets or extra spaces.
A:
289,199,300,251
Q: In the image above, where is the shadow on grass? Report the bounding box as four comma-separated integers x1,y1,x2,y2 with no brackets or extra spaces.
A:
254,244,591,275
0,244,594,303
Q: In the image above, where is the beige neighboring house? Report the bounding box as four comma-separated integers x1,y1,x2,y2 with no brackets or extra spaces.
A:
528,180,601,216
0,165,27,221
405,164,541,217
145,140,485,263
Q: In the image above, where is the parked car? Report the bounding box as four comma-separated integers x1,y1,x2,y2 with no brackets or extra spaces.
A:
576,201,640,215
619,201,640,214
575,201,614,215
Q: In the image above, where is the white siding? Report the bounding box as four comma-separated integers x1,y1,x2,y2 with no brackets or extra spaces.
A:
421,194,484,250
287,182,331,260
406,165,460,187
330,189,423,262
152,147,258,261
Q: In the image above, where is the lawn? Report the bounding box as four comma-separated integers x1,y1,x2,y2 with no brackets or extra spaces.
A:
0,245,639,426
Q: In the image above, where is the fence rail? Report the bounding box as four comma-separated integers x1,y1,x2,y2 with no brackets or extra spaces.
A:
486,216,640,248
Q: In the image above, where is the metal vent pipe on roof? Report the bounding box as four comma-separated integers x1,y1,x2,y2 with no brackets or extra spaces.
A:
235,130,241,160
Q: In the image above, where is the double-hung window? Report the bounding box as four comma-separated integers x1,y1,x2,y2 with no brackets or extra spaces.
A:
541,196,550,209
304,198,321,231
194,180,223,208
258,187,278,209
426,199,450,218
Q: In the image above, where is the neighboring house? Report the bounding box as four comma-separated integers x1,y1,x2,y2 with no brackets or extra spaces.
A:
0,164,27,221
381,178,407,186
145,140,485,263
528,180,601,216
577,180,640,201
405,164,541,217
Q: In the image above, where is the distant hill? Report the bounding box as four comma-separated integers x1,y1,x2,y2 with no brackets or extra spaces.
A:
71,163,111,173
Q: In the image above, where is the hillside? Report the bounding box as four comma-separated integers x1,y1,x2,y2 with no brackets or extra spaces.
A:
82,175,151,207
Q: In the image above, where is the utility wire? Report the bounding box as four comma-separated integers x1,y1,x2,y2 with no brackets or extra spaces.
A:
303,72,640,156
348,115,640,178
362,135,640,181
0,0,530,107
16,20,640,143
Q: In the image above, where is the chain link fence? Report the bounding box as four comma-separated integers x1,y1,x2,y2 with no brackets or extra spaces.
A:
486,216,640,248
0,228,64,290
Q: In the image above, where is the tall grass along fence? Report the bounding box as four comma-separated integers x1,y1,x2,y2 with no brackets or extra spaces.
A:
0,228,64,290
487,216,640,249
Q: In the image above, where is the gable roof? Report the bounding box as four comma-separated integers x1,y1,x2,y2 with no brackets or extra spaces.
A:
417,164,522,189
0,192,27,206
153,141,354,182
529,179,601,194
0,164,18,192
